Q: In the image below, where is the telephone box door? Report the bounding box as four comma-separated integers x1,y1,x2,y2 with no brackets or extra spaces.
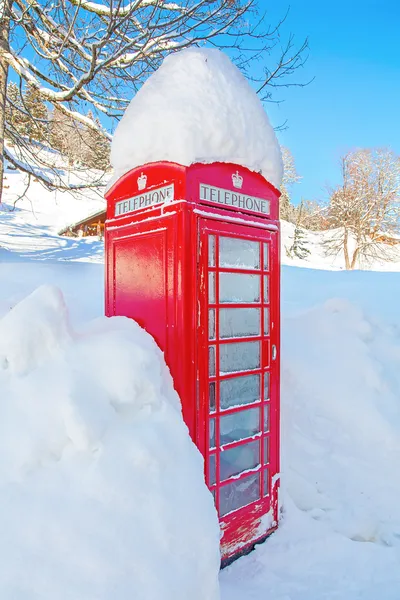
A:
198,218,280,560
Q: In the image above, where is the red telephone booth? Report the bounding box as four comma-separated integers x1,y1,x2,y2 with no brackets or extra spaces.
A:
105,161,280,565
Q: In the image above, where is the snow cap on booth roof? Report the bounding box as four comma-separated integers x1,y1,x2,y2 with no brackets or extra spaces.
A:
110,48,283,190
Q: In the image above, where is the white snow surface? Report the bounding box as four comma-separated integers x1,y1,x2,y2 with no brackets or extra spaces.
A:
110,48,283,189
2,176,400,598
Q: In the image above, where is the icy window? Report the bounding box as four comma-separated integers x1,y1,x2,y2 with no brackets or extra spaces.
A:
209,454,216,486
219,237,260,270
264,372,270,402
219,308,260,339
263,243,269,271
263,470,269,497
209,309,216,339
208,272,215,304
209,382,216,413
263,436,269,464
263,403,270,433
219,472,260,516
220,341,260,374
220,374,260,410
208,235,216,267
219,440,260,482
210,418,216,449
264,276,269,303
220,407,260,445
209,345,216,377
219,273,260,304
264,308,270,336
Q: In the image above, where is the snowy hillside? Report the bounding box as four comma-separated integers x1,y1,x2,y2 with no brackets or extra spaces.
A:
1,172,400,598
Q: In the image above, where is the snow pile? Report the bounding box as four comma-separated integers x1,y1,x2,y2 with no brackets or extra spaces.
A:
111,48,282,189
282,296,400,545
0,286,220,600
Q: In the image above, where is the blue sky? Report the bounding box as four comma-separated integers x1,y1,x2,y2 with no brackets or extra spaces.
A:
263,0,400,204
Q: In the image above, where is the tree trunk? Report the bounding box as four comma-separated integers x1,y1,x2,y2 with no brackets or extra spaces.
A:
343,228,351,270
0,0,11,205
350,247,359,270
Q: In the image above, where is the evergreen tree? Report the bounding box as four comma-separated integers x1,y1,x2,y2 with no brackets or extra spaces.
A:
287,201,311,259
23,84,48,142
5,81,23,138
82,112,110,170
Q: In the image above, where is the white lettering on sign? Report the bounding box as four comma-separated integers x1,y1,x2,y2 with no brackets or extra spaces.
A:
199,184,270,216
115,183,174,217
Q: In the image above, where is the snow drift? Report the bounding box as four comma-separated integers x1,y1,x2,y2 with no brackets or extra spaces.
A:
110,48,282,189
0,285,220,600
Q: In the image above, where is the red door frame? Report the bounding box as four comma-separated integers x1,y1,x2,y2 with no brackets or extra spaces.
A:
197,216,280,563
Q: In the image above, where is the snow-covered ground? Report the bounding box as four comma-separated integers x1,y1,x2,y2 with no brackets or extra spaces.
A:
2,168,400,599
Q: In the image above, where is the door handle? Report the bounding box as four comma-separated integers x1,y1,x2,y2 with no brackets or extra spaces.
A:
272,344,277,361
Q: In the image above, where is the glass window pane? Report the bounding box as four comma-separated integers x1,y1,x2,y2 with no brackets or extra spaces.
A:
209,454,216,486
210,418,216,448
220,308,260,339
219,237,260,270
208,272,215,304
263,403,270,432
209,382,216,413
220,407,260,445
264,276,269,303
220,341,260,374
263,436,270,464
209,309,216,340
220,374,260,410
263,469,269,496
209,345,216,377
264,308,270,335
263,243,269,271
219,473,260,516
208,235,216,267
219,273,260,304
211,488,216,505
264,372,270,401
220,440,260,481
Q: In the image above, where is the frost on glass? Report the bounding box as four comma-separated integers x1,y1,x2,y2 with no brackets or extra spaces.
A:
210,418,216,448
219,341,260,374
264,308,270,335
263,243,269,271
208,272,215,304
219,407,260,445
209,309,216,340
220,439,260,481
208,235,216,267
263,403,270,432
263,469,269,496
263,436,269,464
219,308,260,339
220,374,260,410
209,382,216,413
209,453,216,486
219,472,260,516
219,237,260,269
264,372,270,401
209,345,216,377
264,276,269,303
219,273,260,304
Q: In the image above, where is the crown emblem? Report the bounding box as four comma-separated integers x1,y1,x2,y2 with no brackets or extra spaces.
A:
232,170,243,189
137,172,147,191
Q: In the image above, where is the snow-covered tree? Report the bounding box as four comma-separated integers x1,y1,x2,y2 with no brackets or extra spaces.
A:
0,0,308,202
280,146,301,222
325,148,400,269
